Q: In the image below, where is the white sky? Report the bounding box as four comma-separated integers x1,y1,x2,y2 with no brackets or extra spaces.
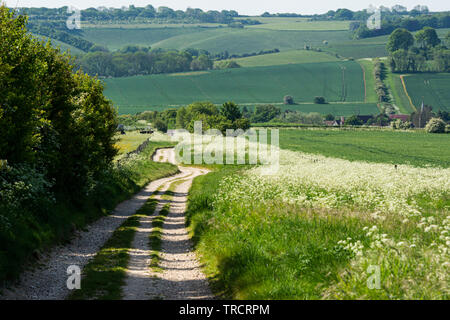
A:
3,0,449,15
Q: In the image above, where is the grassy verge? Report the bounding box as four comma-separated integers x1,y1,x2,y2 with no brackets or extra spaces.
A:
186,166,369,299
187,159,449,299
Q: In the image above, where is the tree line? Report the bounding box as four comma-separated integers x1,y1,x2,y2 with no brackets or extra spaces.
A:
0,6,128,282
76,46,215,77
17,5,239,24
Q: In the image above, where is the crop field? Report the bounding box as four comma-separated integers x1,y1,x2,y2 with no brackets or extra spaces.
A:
151,28,350,55
278,128,450,168
219,50,339,67
246,17,351,31
104,60,365,114
32,34,85,55
403,73,450,112
357,59,378,103
385,71,416,114
80,27,204,51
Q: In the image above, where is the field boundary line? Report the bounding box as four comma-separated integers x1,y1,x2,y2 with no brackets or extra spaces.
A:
357,61,367,103
400,75,417,112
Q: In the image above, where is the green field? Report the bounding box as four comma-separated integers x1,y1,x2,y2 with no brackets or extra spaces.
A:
80,27,203,51
219,49,339,67
103,61,365,114
278,128,450,167
247,17,351,31
151,28,350,54
357,59,378,103
386,71,416,114
403,73,450,112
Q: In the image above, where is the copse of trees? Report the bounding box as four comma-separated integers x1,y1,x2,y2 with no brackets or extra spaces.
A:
387,27,450,73
77,47,214,77
175,102,250,133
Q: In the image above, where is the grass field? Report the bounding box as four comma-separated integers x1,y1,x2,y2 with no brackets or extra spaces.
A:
32,34,85,55
114,131,151,155
357,59,378,103
219,49,340,67
247,17,351,31
151,28,350,54
278,128,450,168
385,71,416,114
104,60,365,114
403,73,450,112
80,27,203,51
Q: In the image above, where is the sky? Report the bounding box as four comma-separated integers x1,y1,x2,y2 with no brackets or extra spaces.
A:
3,0,450,15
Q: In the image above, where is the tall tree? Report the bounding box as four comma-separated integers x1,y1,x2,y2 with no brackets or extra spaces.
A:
220,102,242,122
387,28,414,53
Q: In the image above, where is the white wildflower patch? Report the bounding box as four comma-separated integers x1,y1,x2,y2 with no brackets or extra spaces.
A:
212,148,450,298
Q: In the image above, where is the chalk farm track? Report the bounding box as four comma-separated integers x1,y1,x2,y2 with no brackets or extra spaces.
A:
0,148,212,300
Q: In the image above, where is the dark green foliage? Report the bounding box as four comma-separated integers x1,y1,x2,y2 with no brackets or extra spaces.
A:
345,115,363,126
386,27,449,73
154,119,168,133
220,102,242,122
387,28,414,53
314,96,326,104
20,6,237,25
283,95,295,105
174,101,249,133
415,27,441,48
78,47,213,77
214,60,241,69
251,105,281,123
0,6,178,284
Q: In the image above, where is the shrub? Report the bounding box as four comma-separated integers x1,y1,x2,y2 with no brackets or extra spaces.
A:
391,119,413,130
345,115,363,126
446,124,450,133
215,60,241,69
425,118,446,133
154,119,168,133
314,96,326,104
283,95,295,105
